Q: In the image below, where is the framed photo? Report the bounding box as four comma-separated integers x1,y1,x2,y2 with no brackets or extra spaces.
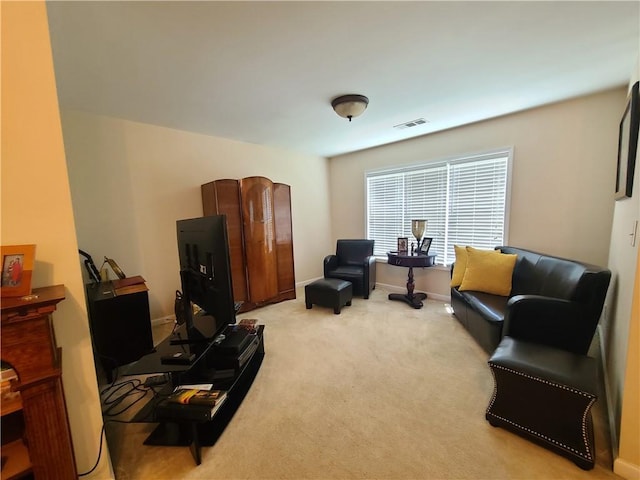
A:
1,244,36,298
616,81,639,200
397,237,408,253
419,237,433,255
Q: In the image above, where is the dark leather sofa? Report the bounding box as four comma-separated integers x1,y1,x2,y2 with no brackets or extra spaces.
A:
450,246,611,355
324,239,376,299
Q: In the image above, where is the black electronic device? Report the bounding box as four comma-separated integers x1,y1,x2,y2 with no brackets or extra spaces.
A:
160,352,196,365
214,327,252,355
174,215,236,346
143,373,171,387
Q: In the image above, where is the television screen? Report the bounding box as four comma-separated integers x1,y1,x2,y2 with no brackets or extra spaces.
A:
176,215,236,341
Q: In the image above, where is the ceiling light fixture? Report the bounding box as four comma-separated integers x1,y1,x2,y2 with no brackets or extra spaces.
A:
331,94,369,122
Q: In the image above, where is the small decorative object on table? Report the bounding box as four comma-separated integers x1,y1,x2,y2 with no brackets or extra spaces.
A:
397,237,409,253
411,219,427,253
1,244,36,298
419,237,433,255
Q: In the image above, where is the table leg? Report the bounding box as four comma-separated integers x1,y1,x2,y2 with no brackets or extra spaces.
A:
189,422,202,465
388,266,428,309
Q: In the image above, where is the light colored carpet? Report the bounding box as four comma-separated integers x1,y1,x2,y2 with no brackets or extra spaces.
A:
104,286,620,479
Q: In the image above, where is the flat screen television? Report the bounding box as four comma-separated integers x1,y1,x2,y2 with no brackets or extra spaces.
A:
175,215,236,344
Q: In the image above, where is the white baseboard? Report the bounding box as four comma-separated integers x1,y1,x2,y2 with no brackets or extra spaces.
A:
597,324,620,461
296,277,322,288
614,458,640,480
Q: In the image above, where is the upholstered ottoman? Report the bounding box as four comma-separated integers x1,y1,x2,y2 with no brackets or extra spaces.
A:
486,337,598,470
305,279,352,314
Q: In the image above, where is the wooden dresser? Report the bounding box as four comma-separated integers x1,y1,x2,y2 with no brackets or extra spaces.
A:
1,285,77,479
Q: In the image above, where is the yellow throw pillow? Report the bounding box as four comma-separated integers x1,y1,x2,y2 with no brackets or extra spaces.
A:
450,245,468,287
459,247,517,296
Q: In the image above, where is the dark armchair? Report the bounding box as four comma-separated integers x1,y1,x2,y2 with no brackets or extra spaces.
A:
324,239,376,299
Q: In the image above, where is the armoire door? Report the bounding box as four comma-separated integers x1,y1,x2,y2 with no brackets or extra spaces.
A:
240,177,279,303
273,183,295,297
201,179,248,303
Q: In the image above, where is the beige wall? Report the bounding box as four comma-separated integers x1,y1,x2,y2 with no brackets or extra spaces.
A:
329,89,626,298
1,2,112,478
61,111,332,320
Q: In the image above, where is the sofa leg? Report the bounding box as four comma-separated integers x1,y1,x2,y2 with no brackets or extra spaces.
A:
334,307,341,314
306,302,312,309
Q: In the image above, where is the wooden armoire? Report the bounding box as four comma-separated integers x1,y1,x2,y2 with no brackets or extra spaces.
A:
201,176,295,312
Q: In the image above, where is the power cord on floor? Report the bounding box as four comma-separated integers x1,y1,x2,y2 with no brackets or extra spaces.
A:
78,424,105,477
78,418,132,477
102,378,152,417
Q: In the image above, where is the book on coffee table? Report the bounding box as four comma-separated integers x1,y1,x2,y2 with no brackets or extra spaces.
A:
155,388,228,422
167,388,227,407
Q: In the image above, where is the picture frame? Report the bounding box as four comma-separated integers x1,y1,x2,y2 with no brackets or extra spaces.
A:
1,244,36,298
397,237,408,253
616,81,639,200
419,237,433,255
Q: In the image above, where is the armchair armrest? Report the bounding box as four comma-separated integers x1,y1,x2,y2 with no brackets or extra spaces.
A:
323,255,338,277
365,255,376,269
365,255,376,279
503,295,592,355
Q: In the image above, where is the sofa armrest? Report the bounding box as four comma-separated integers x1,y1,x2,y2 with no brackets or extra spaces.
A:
504,295,592,355
324,255,338,277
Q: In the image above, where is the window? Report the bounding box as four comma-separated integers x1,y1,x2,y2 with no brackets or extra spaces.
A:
366,149,511,265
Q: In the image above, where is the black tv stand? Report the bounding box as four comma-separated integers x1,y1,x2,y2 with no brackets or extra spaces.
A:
169,337,210,346
127,324,265,464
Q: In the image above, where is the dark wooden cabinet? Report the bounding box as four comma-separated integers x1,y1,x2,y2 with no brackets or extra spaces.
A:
201,176,295,312
85,277,154,382
1,285,77,479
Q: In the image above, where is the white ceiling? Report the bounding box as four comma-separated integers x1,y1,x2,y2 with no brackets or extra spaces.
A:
46,1,640,158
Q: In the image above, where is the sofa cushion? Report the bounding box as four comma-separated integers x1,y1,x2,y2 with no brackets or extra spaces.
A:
461,291,510,324
459,247,517,296
450,245,468,287
498,246,586,299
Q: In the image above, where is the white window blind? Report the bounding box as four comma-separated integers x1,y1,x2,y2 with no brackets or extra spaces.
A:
366,150,510,264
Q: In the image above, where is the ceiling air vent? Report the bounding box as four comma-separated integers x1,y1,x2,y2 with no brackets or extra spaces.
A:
393,118,429,130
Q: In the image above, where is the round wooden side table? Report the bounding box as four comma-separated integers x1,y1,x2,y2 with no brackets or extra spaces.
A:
386,251,435,309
